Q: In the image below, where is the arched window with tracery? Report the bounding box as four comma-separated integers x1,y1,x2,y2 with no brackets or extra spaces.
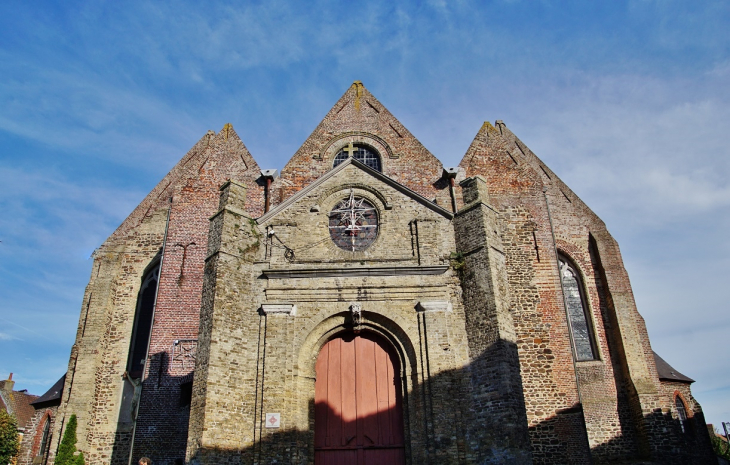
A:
559,254,598,361
126,260,160,379
333,143,382,172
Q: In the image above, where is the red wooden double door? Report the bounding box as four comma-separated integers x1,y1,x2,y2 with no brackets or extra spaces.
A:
314,332,405,465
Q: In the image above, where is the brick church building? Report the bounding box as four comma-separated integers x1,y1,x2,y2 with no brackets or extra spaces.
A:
37,82,714,464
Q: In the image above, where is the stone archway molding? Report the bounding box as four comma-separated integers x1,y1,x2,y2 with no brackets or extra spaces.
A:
316,132,398,162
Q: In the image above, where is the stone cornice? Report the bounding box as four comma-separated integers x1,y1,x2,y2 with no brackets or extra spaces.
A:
261,265,449,279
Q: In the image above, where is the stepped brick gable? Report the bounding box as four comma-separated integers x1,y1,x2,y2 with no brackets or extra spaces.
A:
45,82,714,465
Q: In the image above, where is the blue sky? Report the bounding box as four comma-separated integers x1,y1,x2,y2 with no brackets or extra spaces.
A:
1,0,729,429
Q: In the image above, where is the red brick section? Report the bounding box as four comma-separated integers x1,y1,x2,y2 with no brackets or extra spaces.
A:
22,409,54,464
131,125,264,462
459,120,713,463
276,81,450,208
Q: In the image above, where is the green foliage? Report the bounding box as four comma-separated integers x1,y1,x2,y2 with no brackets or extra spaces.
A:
449,251,465,271
712,430,730,460
55,414,85,465
0,409,20,465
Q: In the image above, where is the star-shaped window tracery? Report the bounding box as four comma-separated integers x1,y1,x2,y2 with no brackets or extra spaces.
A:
328,191,378,251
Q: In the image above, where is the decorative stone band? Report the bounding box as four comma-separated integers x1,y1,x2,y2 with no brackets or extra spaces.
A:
260,303,297,316
262,265,449,279
415,301,453,313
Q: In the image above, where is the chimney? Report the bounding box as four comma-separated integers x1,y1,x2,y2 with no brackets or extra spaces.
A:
4,373,14,391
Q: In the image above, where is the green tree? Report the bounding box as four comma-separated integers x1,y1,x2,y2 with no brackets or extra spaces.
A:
0,409,20,465
711,427,730,461
55,414,85,465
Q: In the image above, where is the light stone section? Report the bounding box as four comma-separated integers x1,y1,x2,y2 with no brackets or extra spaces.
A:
187,162,482,464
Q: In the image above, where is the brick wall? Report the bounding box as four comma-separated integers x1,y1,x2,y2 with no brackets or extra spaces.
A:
17,407,57,465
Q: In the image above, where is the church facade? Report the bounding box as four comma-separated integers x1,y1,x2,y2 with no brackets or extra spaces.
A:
44,82,713,464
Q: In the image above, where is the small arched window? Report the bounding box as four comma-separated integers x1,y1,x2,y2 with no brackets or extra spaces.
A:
126,261,160,378
333,143,382,172
676,395,689,433
37,416,51,460
559,255,597,361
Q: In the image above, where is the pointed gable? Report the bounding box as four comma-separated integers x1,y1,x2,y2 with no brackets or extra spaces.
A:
277,81,449,209
257,158,453,268
104,124,263,246
458,121,544,205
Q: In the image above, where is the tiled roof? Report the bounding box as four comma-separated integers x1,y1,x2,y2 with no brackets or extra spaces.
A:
653,351,695,383
0,380,39,430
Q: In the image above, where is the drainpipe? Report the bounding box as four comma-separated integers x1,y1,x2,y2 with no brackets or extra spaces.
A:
260,169,279,213
128,196,173,465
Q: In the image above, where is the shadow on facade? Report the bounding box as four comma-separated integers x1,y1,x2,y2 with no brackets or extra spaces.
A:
181,400,713,465
110,351,194,465
590,406,714,465
105,344,714,465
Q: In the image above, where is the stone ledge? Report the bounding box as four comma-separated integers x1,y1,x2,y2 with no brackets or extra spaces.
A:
261,265,449,279
415,301,453,312
260,304,297,316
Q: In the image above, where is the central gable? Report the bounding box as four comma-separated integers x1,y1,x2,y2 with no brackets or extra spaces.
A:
275,81,450,208
259,159,453,267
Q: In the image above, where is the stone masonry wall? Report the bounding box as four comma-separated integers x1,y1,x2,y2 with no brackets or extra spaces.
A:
452,176,532,464
658,380,716,464
188,162,490,464
461,119,713,463
56,125,265,465
460,122,593,464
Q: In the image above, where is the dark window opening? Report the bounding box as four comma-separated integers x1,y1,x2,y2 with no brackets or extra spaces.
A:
559,255,598,361
179,381,193,407
676,396,688,433
333,144,382,172
37,417,51,460
126,262,160,378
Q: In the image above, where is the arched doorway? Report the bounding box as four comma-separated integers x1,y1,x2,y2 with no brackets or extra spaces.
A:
314,332,405,464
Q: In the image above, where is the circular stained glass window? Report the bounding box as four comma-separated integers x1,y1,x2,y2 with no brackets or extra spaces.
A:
333,144,382,172
328,192,378,252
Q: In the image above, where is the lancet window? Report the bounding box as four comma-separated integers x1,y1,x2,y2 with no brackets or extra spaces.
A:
559,255,598,361
126,260,160,378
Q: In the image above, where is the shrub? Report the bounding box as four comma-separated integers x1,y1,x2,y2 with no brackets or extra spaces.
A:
55,414,85,465
0,409,20,465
